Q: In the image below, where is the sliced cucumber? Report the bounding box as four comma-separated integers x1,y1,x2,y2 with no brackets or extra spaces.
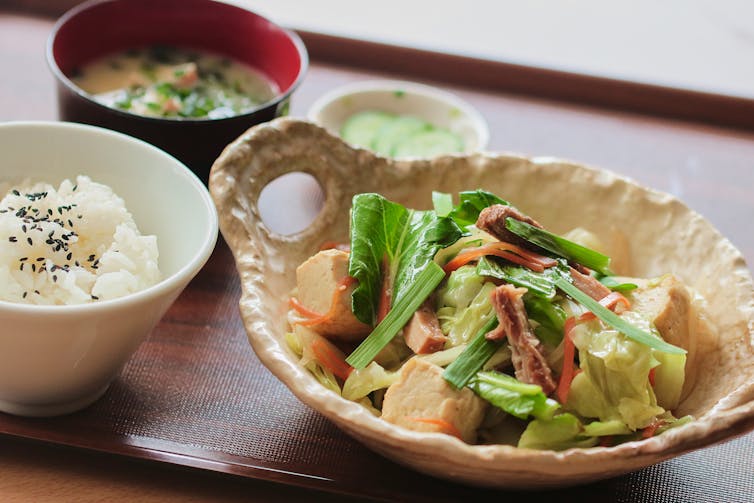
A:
392,129,465,157
340,111,395,149
372,115,430,156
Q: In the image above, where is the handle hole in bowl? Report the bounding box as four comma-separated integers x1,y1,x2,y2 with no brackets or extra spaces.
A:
258,172,324,236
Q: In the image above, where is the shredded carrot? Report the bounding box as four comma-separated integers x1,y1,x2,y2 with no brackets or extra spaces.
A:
556,317,578,405
641,418,666,439
600,291,631,311
291,276,357,327
311,337,353,381
406,417,463,441
648,367,656,387
289,297,324,319
576,291,632,323
442,241,556,274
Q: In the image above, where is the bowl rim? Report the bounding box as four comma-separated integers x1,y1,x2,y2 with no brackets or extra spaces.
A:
45,0,309,124
0,120,219,314
306,79,490,151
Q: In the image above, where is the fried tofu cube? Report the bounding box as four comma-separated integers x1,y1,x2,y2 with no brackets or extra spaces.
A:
625,274,711,403
295,249,371,342
381,358,487,443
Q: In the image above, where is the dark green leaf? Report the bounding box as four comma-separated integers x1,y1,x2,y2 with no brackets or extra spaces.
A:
468,371,560,420
346,263,446,369
505,218,613,275
600,276,638,292
448,190,509,227
443,316,500,389
476,256,558,298
348,193,463,325
524,294,567,346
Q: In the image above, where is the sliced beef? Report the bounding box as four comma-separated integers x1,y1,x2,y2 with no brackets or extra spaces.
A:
403,300,447,354
569,266,611,301
476,204,544,250
487,284,557,395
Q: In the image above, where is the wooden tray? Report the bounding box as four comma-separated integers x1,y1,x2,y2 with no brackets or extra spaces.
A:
2,11,754,502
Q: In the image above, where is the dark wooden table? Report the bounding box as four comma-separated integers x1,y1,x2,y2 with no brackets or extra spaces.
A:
2,8,754,503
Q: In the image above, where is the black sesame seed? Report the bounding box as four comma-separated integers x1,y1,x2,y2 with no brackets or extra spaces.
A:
36,257,44,262
11,189,19,196
34,290,40,295
52,275,58,282
19,257,27,262
66,252,72,261
26,237,32,245
8,236,17,243
31,263,36,272
22,292,27,298
21,224,27,233
91,295,99,300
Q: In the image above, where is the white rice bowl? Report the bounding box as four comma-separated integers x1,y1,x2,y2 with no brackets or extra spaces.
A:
0,175,159,305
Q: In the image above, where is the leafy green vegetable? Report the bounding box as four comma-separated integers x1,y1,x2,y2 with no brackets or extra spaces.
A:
523,294,567,347
432,191,454,217
566,319,667,430
442,316,500,389
436,265,496,346
342,362,398,401
505,218,613,276
468,371,560,421
600,276,639,292
346,262,446,369
582,419,632,437
555,276,686,354
448,190,509,227
476,256,558,298
348,193,463,325
518,413,597,450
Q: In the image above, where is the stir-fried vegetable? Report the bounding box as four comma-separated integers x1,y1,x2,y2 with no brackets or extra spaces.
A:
288,188,696,450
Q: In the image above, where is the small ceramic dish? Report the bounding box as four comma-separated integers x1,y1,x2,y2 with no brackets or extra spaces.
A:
47,0,308,183
307,80,489,157
209,118,754,488
0,121,218,417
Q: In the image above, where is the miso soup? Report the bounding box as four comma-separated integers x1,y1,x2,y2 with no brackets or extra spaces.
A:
73,45,279,120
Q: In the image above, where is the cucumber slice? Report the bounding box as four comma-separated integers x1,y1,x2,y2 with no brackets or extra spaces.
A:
392,129,465,157
340,111,395,149
372,116,430,156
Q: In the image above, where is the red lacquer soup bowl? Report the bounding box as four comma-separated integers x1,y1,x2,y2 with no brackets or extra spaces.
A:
47,0,308,183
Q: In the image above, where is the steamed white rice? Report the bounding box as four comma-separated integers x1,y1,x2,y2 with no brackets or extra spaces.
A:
0,176,160,305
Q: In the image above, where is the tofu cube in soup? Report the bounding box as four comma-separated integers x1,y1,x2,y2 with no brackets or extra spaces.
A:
382,358,487,443
295,249,371,341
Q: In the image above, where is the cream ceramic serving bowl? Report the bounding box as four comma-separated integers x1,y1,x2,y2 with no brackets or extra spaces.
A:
0,121,218,417
307,80,489,157
210,118,754,489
